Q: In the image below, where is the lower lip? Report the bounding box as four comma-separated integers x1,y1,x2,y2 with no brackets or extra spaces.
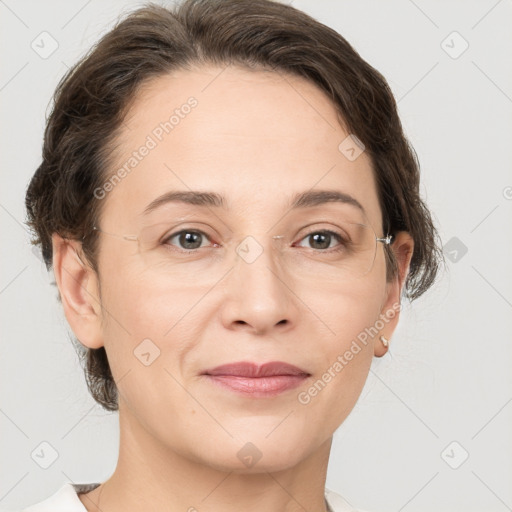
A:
204,375,309,397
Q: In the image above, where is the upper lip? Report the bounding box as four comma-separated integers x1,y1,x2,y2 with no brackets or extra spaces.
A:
202,361,310,378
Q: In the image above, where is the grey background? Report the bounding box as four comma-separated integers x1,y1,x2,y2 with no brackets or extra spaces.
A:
1,1,511,511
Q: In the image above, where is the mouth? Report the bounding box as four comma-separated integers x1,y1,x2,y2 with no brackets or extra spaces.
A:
201,361,311,397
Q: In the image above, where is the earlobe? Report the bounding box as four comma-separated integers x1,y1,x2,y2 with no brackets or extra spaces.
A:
374,231,414,358
52,233,104,349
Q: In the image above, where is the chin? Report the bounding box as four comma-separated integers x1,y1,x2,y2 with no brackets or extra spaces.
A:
191,433,316,474
206,454,307,475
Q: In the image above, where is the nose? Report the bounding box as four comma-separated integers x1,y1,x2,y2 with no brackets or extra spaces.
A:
219,235,299,335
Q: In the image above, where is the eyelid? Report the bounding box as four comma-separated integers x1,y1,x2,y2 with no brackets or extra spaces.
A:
292,220,350,241
158,221,217,241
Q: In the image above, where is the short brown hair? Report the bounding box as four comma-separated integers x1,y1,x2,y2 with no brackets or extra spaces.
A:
25,0,443,411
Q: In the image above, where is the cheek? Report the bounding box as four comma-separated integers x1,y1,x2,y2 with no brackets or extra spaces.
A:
98,238,208,338
292,272,386,432
96,254,216,391
96,269,200,426
295,258,387,343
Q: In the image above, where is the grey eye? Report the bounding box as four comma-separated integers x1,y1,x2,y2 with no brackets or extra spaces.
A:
165,230,209,250
296,231,343,250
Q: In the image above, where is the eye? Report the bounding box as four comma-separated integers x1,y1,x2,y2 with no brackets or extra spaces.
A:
163,230,215,251
295,230,346,251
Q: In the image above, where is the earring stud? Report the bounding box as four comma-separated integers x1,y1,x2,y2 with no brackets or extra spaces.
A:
379,335,389,348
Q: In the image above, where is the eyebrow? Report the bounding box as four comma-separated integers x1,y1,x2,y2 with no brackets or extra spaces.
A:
289,189,365,214
143,191,225,214
143,189,365,215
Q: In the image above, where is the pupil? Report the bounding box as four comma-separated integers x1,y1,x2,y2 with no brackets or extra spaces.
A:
180,232,201,249
311,233,330,249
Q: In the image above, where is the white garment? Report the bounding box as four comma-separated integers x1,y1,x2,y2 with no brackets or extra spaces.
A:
15,482,369,512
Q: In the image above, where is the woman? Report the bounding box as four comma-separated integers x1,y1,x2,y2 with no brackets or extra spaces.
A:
22,0,442,510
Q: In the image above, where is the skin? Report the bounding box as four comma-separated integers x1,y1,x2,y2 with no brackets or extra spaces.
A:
53,65,413,512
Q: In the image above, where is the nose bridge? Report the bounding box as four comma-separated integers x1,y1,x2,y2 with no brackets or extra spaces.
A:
220,231,296,330
232,232,288,291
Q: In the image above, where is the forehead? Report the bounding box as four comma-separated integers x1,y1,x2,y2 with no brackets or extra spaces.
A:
101,65,382,230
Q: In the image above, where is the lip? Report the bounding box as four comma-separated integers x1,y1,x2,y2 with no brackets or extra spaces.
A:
202,361,311,398
203,361,309,378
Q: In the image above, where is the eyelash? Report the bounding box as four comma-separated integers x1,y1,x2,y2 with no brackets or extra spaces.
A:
162,229,347,253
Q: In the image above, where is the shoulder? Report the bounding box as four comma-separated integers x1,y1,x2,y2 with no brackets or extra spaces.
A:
13,482,100,512
325,487,372,512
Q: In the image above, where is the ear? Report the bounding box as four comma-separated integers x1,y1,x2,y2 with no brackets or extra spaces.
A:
374,231,414,357
52,233,104,349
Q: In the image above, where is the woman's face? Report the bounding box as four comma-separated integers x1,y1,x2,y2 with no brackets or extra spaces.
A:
76,65,403,472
